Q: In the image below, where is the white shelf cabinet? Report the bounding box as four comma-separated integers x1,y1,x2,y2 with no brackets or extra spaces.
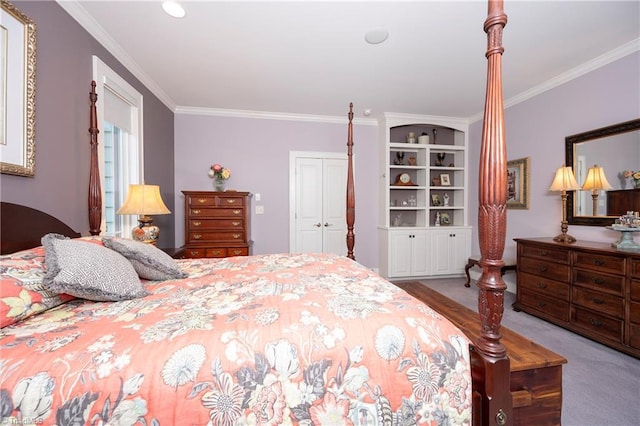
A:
378,113,471,280
430,227,472,275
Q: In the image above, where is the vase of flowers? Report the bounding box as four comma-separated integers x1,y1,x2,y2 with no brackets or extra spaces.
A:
208,163,231,191
622,170,640,189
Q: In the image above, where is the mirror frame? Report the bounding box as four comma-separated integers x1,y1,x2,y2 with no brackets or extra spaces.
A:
566,118,640,226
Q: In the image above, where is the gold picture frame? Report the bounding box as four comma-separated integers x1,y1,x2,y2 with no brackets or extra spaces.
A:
0,0,36,177
507,157,530,209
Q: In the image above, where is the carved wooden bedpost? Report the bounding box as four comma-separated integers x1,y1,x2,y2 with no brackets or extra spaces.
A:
475,1,513,424
346,103,356,260
88,81,102,236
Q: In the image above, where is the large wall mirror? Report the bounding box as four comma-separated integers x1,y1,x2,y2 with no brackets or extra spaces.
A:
566,118,640,226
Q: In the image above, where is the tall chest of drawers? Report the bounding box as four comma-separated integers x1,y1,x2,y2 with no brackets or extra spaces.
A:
182,191,252,258
515,238,639,358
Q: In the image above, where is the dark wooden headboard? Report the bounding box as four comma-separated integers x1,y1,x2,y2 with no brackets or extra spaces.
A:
0,202,81,255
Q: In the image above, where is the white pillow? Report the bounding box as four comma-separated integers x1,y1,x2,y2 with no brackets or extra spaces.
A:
42,234,148,301
102,237,187,281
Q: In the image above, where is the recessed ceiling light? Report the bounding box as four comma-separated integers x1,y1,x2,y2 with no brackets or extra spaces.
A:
162,1,186,18
364,28,389,45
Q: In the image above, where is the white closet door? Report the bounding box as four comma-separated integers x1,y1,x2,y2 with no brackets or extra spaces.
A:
291,153,348,255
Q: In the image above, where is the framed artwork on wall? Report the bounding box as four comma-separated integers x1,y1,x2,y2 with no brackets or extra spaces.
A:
507,157,530,209
0,0,36,177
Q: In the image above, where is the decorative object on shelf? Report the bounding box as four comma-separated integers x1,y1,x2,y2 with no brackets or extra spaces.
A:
418,133,429,144
434,211,441,226
117,184,171,245
507,157,530,209
443,192,450,206
431,176,441,186
208,163,232,191
621,170,640,189
581,164,612,215
440,173,451,186
408,156,417,166
431,194,441,206
408,194,416,207
436,152,446,166
440,212,451,225
406,132,417,144
393,214,402,227
393,172,415,186
432,128,437,144
394,151,405,165
548,165,581,243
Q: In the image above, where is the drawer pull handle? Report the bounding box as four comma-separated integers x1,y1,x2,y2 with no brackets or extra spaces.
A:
591,277,605,285
189,251,198,256
226,199,236,204
592,259,605,266
194,234,202,240
232,221,241,226
537,266,547,273
536,282,547,289
198,198,207,204
231,250,243,255
193,221,202,227
590,318,604,328
591,298,605,305
233,210,241,215
233,234,241,239
212,250,222,255
538,250,548,256
192,209,201,215
537,301,546,308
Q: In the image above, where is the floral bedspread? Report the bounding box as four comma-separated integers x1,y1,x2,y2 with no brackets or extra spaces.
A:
1,253,471,425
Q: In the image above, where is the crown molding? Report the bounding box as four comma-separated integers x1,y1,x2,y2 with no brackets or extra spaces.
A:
468,38,640,123
56,0,176,111
174,106,378,126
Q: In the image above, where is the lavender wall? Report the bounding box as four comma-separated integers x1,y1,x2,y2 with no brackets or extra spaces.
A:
0,1,176,247
173,114,379,268
468,52,640,263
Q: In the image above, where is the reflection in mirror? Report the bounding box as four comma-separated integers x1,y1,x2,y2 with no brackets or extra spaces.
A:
566,119,640,226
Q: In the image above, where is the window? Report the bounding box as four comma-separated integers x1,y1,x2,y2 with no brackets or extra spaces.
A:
93,56,144,237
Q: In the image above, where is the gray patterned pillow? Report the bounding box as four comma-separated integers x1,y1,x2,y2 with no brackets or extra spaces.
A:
42,234,148,301
102,237,187,281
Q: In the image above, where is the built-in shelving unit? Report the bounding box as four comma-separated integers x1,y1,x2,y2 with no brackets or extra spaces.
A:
378,113,471,279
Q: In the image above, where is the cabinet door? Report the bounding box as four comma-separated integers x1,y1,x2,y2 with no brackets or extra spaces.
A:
389,231,413,277
411,231,430,276
430,228,471,275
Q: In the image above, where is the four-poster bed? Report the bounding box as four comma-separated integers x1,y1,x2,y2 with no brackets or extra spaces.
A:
0,1,525,424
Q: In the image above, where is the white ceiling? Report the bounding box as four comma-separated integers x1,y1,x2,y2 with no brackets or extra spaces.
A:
60,0,640,121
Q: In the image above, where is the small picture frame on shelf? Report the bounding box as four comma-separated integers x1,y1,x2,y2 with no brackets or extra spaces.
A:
440,173,451,186
440,212,451,225
431,194,441,206
432,176,441,186
408,156,417,166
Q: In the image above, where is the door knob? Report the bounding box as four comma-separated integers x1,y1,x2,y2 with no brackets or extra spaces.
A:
324,222,332,227
314,223,322,227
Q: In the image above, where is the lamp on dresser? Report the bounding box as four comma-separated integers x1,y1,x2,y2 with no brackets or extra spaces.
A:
549,165,581,243
117,184,171,244
581,164,613,216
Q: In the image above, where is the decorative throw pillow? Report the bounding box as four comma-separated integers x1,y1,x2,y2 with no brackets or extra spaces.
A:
42,234,148,301
102,237,187,281
0,246,75,328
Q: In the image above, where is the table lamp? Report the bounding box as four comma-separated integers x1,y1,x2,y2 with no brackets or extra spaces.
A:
581,164,612,216
549,165,581,243
117,184,170,244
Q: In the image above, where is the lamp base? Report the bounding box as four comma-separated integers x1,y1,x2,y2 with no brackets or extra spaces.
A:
132,215,160,245
553,233,576,244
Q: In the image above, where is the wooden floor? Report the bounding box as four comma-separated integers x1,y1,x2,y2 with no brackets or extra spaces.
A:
394,281,567,426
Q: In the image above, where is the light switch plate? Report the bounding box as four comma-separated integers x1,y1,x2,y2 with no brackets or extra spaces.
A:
256,205,264,214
